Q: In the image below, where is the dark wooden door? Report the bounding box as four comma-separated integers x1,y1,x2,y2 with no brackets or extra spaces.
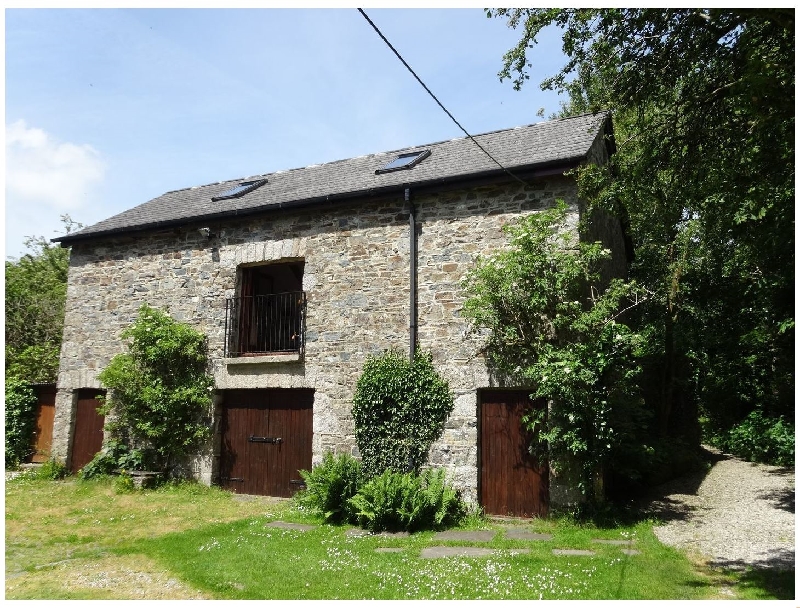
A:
29,385,57,463
480,390,548,517
220,389,313,497
70,389,106,473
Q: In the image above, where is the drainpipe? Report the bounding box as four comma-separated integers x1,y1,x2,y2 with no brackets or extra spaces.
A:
406,188,417,360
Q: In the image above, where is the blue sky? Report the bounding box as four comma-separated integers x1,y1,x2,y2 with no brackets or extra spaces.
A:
5,8,567,259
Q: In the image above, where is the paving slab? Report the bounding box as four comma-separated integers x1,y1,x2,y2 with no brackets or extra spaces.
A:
592,538,634,546
421,546,496,559
552,549,595,556
621,549,641,556
345,528,410,538
266,521,315,532
432,530,496,542
504,529,553,541
375,547,405,553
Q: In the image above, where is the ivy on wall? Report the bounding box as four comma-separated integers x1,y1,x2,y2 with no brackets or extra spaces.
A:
352,350,454,479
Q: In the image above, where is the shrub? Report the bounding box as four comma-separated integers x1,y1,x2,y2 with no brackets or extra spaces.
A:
114,472,136,494
719,411,794,466
34,459,68,480
462,201,649,502
347,468,466,533
352,350,453,478
408,468,467,530
79,439,146,480
4,376,37,468
97,304,213,474
295,452,363,523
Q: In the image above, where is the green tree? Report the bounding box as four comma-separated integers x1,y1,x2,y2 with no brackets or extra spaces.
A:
5,216,81,468
5,215,82,383
97,304,213,473
463,201,649,501
489,9,794,454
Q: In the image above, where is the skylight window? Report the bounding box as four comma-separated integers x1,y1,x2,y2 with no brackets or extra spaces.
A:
375,149,431,174
211,178,267,201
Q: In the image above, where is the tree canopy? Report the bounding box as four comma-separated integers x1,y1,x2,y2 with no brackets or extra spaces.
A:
486,9,793,464
5,216,81,383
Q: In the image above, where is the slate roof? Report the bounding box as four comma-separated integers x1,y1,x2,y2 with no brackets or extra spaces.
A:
55,111,610,244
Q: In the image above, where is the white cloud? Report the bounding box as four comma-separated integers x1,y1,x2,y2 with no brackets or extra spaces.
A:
6,119,106,211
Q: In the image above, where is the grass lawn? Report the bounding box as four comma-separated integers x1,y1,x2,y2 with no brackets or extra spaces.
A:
5,476,793,600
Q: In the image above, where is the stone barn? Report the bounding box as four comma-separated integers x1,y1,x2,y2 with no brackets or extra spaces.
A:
51,111,627,516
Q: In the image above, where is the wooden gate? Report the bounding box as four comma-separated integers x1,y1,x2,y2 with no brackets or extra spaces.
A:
70,389,106,473
29,385,57,463
219,389,313,497
479,390,548,517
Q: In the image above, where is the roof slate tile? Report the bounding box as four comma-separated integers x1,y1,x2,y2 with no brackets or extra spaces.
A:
56,112,609,243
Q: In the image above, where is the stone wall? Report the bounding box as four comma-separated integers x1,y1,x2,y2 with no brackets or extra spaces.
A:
53,160,625,505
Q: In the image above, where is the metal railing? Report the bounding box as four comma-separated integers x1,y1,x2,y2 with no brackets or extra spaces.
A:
224,292,306,357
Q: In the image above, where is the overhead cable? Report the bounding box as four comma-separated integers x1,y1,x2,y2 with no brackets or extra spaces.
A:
357,8,529,187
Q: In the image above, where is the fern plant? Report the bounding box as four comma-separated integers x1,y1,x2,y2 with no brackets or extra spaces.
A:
295,452,363,523
347,470,408,532
347,468,466,532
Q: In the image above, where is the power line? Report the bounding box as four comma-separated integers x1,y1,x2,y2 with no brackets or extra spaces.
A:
357,8,529,187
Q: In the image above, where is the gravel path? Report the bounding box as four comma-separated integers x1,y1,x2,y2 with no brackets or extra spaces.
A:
644,447,795,571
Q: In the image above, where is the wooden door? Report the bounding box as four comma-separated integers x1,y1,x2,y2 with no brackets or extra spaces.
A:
480,390,548,517
220,389,313,497
70,389,106,473
29,385,57,463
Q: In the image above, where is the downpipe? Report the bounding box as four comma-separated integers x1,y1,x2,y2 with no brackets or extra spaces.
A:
407,187,417,360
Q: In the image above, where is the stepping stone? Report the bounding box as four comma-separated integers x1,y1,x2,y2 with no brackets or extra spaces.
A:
433,530,495,542
621,549,641,556
345,528,409,538
266,521,315,531
377,531,410,538
592,539,634,546
421,546,495,559
504,529,553,541
375,547,405,553
552,549,595,556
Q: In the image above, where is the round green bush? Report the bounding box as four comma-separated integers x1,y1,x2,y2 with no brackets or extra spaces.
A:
352,350,453,479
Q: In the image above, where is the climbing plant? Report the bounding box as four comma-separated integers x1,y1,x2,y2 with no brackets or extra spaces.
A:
97,304,213,474
463,201,650,502
5,376,38,468
352,350,453,479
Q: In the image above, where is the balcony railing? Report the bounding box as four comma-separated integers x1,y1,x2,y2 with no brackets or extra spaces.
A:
224,292,306,357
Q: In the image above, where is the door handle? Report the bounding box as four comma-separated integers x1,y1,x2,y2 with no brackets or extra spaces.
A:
248,436,283,444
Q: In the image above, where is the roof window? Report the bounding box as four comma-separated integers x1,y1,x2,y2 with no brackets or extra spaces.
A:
212,178,267,201
375,150,430,174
